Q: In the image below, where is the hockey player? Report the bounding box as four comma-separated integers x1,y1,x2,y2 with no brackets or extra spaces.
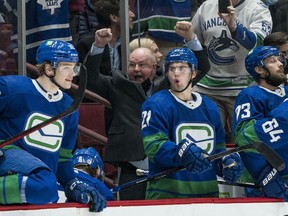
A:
72,147,114,201
233,46,288,200
0,40,106,212
141,47,243,199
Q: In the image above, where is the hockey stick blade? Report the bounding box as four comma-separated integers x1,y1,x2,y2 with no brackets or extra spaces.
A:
111,141,285,193
0,65,87,148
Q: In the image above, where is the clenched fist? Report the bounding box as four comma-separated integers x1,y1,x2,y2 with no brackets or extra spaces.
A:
94,28,113,48
174,21,195,42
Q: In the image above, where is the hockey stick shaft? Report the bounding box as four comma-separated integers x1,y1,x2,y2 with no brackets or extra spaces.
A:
135,170,259,188
135,170,259,189
217,178,259,188
111,142,284,193
0,65,87,148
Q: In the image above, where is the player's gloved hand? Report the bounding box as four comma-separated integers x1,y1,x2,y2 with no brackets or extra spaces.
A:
221,153,244,183
175,139,211,173
94,179,114,201
64,178,107,212
256,165,288,201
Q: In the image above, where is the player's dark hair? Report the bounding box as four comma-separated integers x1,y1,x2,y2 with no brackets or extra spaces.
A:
264,32,288,49
94,0,120,28
74,164,98,178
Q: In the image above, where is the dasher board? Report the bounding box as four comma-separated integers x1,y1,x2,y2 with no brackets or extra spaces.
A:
0,197,287,216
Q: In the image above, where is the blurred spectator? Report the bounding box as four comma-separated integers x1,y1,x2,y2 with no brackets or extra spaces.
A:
78,0,99,41
69,0,85,45
263,0,288,33
0,14,15,75
76,0,135,75
264,31,288,83
192,0,272,143
0,0,72,73
131,0,201,57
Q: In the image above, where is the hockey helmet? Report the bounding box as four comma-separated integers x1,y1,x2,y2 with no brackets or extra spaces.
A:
245,46,282,79
36,40,79,69
165,47,198,72
73,147,104,179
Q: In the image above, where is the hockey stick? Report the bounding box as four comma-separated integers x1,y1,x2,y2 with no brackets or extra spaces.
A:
135,170,260,189
217,178,259,189
0,65,87,149
111,141,285,193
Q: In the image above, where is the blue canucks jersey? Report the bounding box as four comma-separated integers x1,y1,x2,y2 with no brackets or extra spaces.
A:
233,85,288,179
132,0,191,43
0,0,72,64
142,90,226,199
0,75,78,182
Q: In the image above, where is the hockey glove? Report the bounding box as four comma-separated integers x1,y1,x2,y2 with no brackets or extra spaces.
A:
256,165,288,201
94,179,114,201
65,178,107,212
221,153,244,183
175,139,211,173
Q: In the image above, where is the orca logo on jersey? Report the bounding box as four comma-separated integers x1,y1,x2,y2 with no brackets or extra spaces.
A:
175,123,215,154
24,112,64,152
207,30,239,65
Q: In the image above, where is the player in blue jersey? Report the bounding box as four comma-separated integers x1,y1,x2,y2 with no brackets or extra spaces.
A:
233,46,288,200
72,147,114,201
0,40,106,212
141,47,243,199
